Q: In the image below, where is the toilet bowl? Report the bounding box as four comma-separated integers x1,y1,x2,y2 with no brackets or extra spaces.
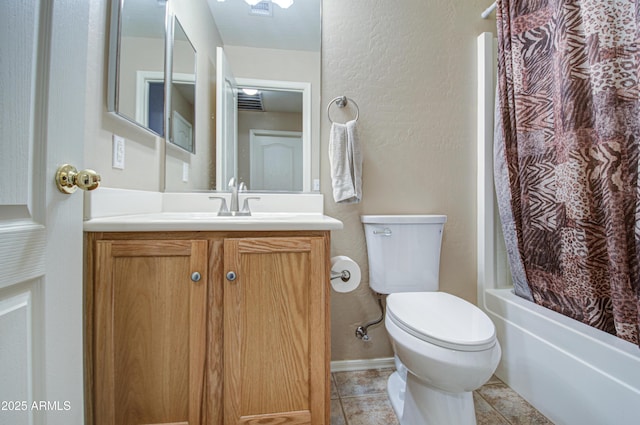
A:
360,215,501,425
386,292,501,425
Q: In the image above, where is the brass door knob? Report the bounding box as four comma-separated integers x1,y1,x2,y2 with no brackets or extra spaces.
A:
55,164,101,194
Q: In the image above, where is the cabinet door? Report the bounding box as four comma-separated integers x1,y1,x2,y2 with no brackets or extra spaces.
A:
93,240,208,425
224,237,328,425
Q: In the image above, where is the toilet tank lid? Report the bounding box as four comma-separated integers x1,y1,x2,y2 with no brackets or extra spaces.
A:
361,215,447,224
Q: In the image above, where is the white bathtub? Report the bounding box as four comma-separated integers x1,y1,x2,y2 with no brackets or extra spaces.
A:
477,33,640,425
484,288,640,424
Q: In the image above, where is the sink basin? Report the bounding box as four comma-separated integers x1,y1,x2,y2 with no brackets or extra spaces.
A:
154,212,299,221
83,211,343,232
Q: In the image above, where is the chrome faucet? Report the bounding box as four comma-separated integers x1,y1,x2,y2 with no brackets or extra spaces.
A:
208,195,231,216
228,177,240,213
209,178,259,216
238,195,260,216
233,180,260,216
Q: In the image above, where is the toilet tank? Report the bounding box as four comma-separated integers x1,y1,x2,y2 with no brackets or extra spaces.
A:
361,215,447,294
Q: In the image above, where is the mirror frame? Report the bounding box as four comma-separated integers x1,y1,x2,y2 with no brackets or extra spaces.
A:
107,0,170,137
233,78,312,192
167,16,197,154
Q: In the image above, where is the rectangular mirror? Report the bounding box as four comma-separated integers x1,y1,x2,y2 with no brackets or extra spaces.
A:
164,0,321,193
107,0,168,136
169,17,196,153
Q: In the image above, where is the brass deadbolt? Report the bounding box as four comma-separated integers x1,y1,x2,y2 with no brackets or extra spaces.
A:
55,164,101,194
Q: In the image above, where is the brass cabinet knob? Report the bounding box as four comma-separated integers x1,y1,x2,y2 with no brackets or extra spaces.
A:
55,164,101,194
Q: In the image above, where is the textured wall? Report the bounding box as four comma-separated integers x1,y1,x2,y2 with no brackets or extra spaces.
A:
322,0,496,360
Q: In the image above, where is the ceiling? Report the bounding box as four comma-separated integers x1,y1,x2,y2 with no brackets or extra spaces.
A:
207,0,321,52
261,90,302,112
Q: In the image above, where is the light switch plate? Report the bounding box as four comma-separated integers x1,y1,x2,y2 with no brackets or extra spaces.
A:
313,179,320,191
112,135,125,169
182,162,189,183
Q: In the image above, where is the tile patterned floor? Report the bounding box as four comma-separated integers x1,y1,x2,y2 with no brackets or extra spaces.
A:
330,368,554,425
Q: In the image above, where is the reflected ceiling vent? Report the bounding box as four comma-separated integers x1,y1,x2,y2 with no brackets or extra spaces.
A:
237,90,264,111
249,1,273,17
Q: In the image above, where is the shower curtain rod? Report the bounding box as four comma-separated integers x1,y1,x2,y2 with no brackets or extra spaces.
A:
481,1,497,19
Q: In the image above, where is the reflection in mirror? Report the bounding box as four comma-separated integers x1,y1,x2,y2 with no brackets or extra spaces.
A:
108,0,167,136
238,88,304,191
235,78,311,192
208,59,218,189
216,47,238,190
169,18,196,153
165,0,321,193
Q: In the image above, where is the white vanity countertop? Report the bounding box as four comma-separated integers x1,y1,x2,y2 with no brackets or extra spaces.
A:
83,188,343,232
83,212,343,232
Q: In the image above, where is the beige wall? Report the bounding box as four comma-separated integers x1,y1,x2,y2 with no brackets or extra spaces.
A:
119,36,164,119
322,0,496,360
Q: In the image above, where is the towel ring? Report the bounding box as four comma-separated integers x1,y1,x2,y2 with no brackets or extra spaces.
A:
327,96,359,124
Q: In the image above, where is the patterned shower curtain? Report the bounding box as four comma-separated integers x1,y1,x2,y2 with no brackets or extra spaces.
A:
494,0,640,345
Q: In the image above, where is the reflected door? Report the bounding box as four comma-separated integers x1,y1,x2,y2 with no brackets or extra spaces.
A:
250,130,303,191
216,47,238,189
148,81,165,136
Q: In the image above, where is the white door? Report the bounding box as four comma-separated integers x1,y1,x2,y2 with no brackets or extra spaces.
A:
250,130,303,191
215,47,238,190
1,1,90,424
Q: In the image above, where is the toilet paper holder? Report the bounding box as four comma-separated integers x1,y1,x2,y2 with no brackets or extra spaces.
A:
330,270,351,282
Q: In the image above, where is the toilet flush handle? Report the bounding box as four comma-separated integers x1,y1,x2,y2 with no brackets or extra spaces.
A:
373,228,392,236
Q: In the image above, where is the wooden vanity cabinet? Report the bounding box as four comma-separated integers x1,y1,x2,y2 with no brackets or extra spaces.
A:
85,231,330,425
223,236,328,424
87,238,208,425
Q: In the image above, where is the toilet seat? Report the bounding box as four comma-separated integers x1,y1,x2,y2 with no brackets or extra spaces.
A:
386,292,496,352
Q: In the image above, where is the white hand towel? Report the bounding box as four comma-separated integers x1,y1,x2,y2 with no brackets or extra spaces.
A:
329,119,362,203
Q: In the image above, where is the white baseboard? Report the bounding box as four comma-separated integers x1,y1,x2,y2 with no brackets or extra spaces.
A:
330,357,395,372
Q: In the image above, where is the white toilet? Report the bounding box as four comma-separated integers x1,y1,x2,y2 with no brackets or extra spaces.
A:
361,215,501,425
